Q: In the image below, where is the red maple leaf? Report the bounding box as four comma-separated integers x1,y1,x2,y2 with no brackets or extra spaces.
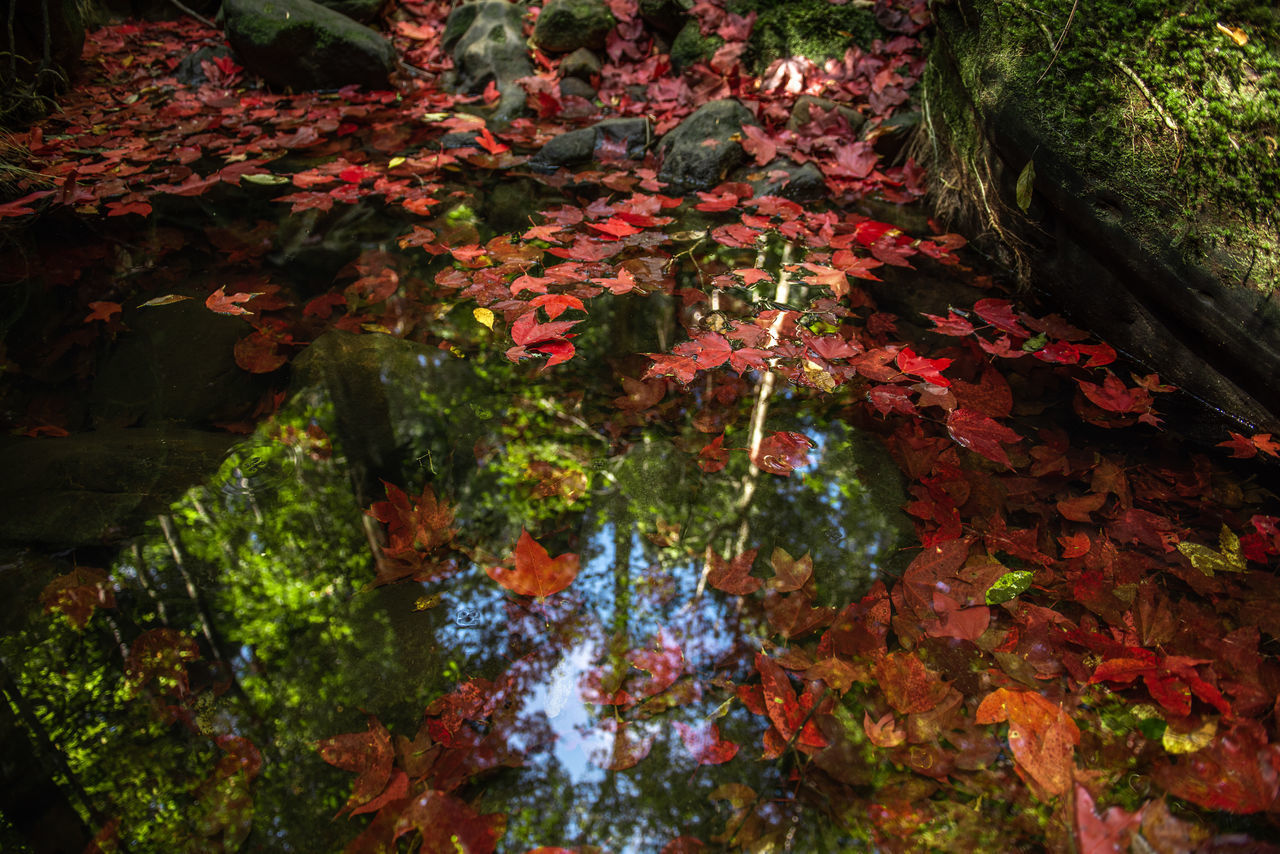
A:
895,347,952,386
367,481,456,557
946,408,1021,468
206,286,258,315
486,530,579,598
698,432,730,472
706,547,760,595
674,721,739,765
976,688,1080,797
317,716,394,816
750,430,814,476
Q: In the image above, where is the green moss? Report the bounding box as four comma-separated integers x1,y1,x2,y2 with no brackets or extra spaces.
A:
940,0,1280,292
729,0,883,70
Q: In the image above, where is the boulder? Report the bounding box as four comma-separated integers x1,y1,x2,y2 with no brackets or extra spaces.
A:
638,0,691,36
532,0,615,53
442,0,532,126
730,157,826,203
657,99,758,191
528,117,653,172
0,428,238,545
315,0,387,22
175,45,236,86
559,47,602,80
88,291,262,428
222,0,396,91
923,0,1280,432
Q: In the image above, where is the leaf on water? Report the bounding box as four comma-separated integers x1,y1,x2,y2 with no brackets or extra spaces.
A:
1176,525,1246,576
138,294,192,307
472,307,495,329
946,408,1021,468
706,547,761,595
986,569,1035,604
1016,159,1035,212
674,721,740,765
976,687,1080,797
316,716,394,815
486,529,579,598
1162,717,1218,754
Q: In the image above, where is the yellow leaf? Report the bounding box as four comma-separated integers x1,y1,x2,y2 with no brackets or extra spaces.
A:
1163,716,1217,754
1175,524,1246,576
473,307,495,330
1215,22,1248,46
388,156,406,168
1016,159,1036,213
138,294,192,307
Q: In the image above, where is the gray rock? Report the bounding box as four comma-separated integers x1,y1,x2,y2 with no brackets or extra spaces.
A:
442,0,532,126
657,99,758,192
559,47,602,80
222,0,396,91
314,0,386,22
175,45,235,86
0,429,238,545
558,76,597,100
528,117,654,173
731,157,827,202
532,0,616,53
638,0,692,35
788,94,865,134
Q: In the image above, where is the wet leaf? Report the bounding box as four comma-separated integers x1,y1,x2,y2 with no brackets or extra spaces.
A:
1162,717,1218,754
1176,525,1246,576
486,530,579,598
946,408,1021,468
674,721,740,765
976,687,1079,797
706,548,760,595
986,569,1035,604
316,716,394,815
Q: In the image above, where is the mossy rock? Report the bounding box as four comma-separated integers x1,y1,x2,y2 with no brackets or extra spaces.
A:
729,0,882,71
923,0,1280,431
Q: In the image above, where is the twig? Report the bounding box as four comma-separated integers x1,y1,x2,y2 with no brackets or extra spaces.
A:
1035,0,1079,85
167,0,217,29
1115,59,1180,136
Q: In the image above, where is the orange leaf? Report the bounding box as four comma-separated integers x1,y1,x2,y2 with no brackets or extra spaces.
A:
486,530,579,597
976,688,1079,797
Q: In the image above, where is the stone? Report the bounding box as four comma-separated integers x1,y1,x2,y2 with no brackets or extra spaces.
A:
558,76,597,100
657,99,758,192
88,291,263,428
638,0,692,35
442,0,532,126
924,0,1280,432
788,94,865,134
0,428,238,545
222,0,396,91
668,18,717,73
314,0,386,22
731,157,826,202
528,117,654,173
532,0,615,53
175,45,236,86
559,47,602,80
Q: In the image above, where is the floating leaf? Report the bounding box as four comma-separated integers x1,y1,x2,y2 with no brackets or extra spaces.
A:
473,307,495,329
1176,525,1246,576
1163,717,1218,754
986,569,1035,604
486,530,579,598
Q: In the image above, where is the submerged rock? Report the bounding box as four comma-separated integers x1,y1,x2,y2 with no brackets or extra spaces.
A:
0,428,237,545
222,0,396,91
657,98,759,191
528,117,654,172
